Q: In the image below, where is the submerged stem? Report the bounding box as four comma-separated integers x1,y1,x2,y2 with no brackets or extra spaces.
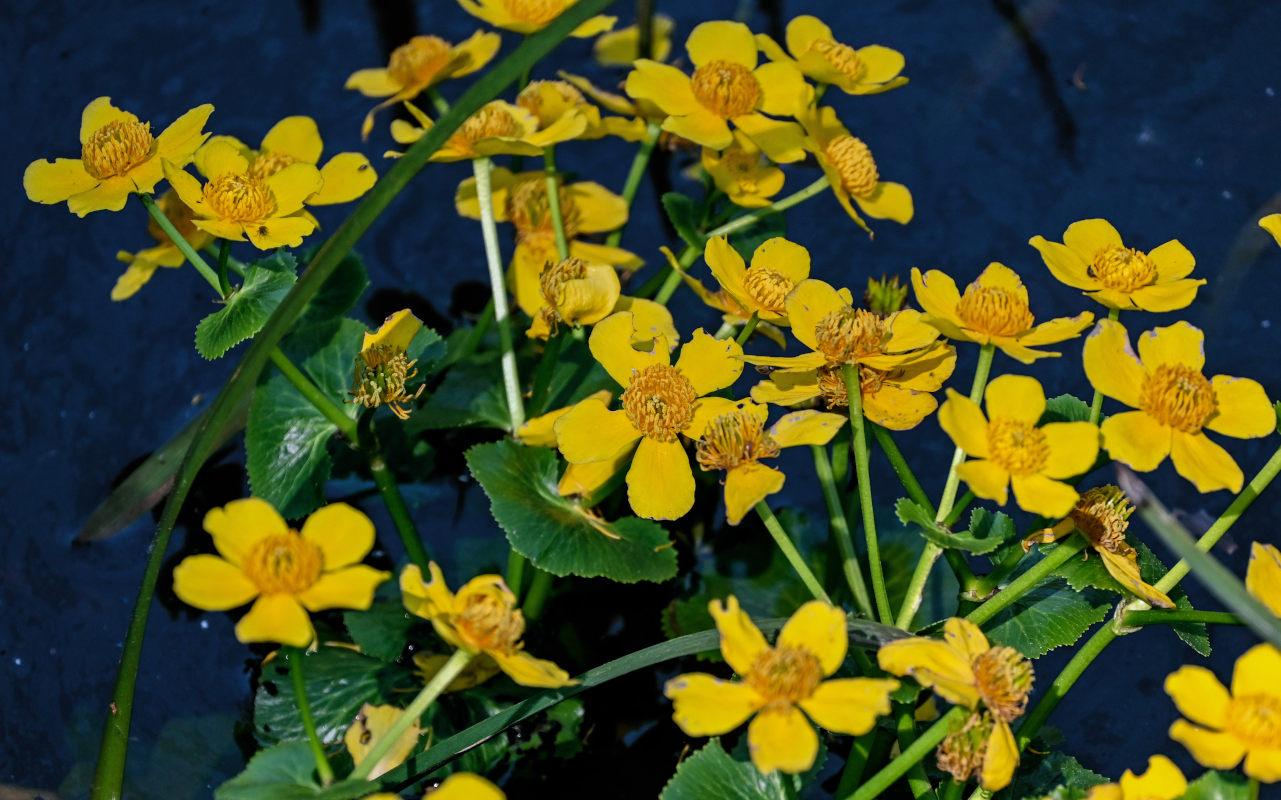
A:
472,156,525,432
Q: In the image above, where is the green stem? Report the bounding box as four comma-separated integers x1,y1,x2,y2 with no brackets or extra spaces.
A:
350,649,474,781
507,550,528,598
940,779,965,800
543,145,570,261
288,648,334,785
966,534,1088,627
896,709,939,800
844,707,966,800
1249,777,1260,800
944,491,973,527
636,0,655,59
605,121,662,249
528,329,567,417
812,444,874,618
835,730,881,798
427,87,450,115
216,239,231,297
203,245,246,277
138,192,223,297
368,449,431,571
970,544,1027,599
735,312,760,346
707,175,830,239
756,501,831,604
1087,307,1120,425
843,365,893,625
1014,624,1116,748
523,567,554,621
1124,609,1242,626
267,348,358,440
472,156,525,432
652,244,698,305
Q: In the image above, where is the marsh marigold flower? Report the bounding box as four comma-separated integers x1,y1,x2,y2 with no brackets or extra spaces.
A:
800,105,912,232
702,130,786,209
666,596,898,774
112,189,213,301
517,80,647,141
518,388,631,499
1029,219,1205,311
625,20,809,160
401,562,576,688
1083,319,1273,493
702,235,810,325
457,0,616,37
911,263,1093,363
1247,541,1281,616
350,309,426,420
555,312,745,520
344,703,422,780
878,618,1033,790
593,14,674,65
525,256,620,339
1086,755,1187,800
171,498,390,647
389,100,586,162
940,374,1099,517
1165,643,1281,782
25,97,213,217
757,15,907,95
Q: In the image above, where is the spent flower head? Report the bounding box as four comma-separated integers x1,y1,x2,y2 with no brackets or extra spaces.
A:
349,309,426,420
800,105,912,232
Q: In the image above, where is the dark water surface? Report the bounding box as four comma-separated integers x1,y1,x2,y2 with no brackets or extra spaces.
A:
5,0,1281,796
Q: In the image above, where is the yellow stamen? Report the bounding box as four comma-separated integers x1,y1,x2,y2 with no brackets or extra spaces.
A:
1226,693,1281,749
503,0,567,24
814,307,889,364
936,711,993,785
456,591,526,654
450,102,523,156
621,364,697,442
811,39,866,83
824,135,878,198
745,644,822,707
690,60,762,118
242,532,323,594
817,363,891,409
517,80,586,115
203,173,276,221
696,410,781,472
972,646,1034,723
388,35,454,88
955,286,1035,337
1088,246,1157,293
1068,485,1134,554
349,345,424,420
985,417,1049,475
506,177,582,240
82,118,154,180
535,256,588,334
1139,364,1215,433
720,147,760,191
742,268,795,315
249,151,298,180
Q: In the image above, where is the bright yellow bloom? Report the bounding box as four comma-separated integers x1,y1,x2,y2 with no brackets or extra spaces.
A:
196,116,376,208
458,0,616,37
1083,319,1273,493
1023,486,1173,608
1262,214,1281,248
625,20,809,161
1165,643,1281,782
756,15,907,95
518,389,627,499
702,130,786,208
346,31,501,139
389,99,586,162
911,263,1093,363
594,14,674,65
517,79,647,141
662,247,786,348
697,405,845,524
25,97,213,217
1086,755,1187,800
1029,219,1205,311
878,618,1033,790
400,562,576,688
559,71,666,123
455,167,641,315
800,105,912,232
343,703,422,780
666,596,897,774
555,312,745,520
112,189,214,301
1247,541,1281,616
363,773,505,800
349,309,425,420
171,498,390,647
939,374,1099,517
702,235,810,324
526,256,621,339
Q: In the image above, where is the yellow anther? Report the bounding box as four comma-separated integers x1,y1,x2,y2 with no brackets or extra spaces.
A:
811,39,866,83
249,151,298,180
814,306,888,364
824,135,879,197
82,119,155,180
690,60,762,118
696,410,781,472
985,417,1049,476
242,533,323,595
388,35,454,88
1139,364,1215,433
972,646,1034,723
203,173,276,221
745,644,822,706
956,286,1035,337
621,364,697,442
742,268,795,314
1088,245,1157,293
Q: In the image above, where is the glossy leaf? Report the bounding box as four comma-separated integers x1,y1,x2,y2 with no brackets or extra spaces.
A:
253,648,384,747
660,739,792,800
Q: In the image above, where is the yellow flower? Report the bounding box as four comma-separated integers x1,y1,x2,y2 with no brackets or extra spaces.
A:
878,618,1034,790
1261,214,1281,248
388,99,586,162
1086,755,1187,800
593,14,674,65
412,651,503,691
1023,486,1174,609
400,562,576,688
702,130,786,208
162,140,322,249
800,105,913,231
625,20,809,160
526,256,621,339
911,263,1093,363
171,498,390,647
1083,319,1274,493
457,0,616,37
559,71,666,122
516,79,647,141
346,31,502,139
1029,219,1205,311
343,703,422,780
25,97,213,217
666,596,898,774
756,15,907,95
696,405,846,524
1165,643,1281,782
349,309,426,420
1247,541,1281,616
455,167,641,315
196,116,376,208
702,235,810,324
362,773,505,800
554,312,745,520
112,189,214,301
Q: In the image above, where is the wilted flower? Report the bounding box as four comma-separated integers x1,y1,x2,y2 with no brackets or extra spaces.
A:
349,309,426,420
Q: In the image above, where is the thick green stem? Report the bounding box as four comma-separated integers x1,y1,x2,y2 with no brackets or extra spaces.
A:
844,707,967,800
427,87,450,115
216,239,231,297
1014,624,1116,749
368,450,431,571
268,348,358,440
756,501,831,604
1124,609,1242,626
507,550,527,598
1087,308,1120,425
734,312,760,346
812,445,874,617
472,157,525,432
605,121,662,249
966,534,1088,627
523,568,554,621
542,145,570,261
289,648,334,785
652,244,698,305
138,192,223,297
896,709,940,800
708,175,830,239
528,329,567,417
843,365,893,625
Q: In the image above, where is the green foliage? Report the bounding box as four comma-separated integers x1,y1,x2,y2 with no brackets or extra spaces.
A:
896,498,1014,555
1041,394,1092,424
214,742,371,800
196,252,298,359
1180,769,1251,800
343,597,415,663
413,354,510,430
985,578,1112,657
1004,748,1105,800
659,739,793,800
662,191,706,249
254,648,385,747
294,253,368,330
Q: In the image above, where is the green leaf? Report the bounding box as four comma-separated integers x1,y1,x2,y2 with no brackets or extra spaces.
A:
1180,769,1251,800
253,645,384,748
985,578,1112,657
295,252,369,329
662,192,706,249
215,742,372,800
1006,749,1105,800
412,356,510,431
660,739,790,800
196,252,299,359
660,595,720,661
343,598,414,663
1041,394,1092,424
895,498,1009,555
465,440,678,583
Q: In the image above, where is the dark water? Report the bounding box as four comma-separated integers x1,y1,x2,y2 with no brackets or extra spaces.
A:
5,0,1281,796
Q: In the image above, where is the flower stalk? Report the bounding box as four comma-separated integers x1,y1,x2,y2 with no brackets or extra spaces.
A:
843,706,967,800
605,120,662,249
843,364,893,625
472,156,526,432
1087,307,1120,424
812,444,874,618
542,145,570,260
288,648,335,785
755,501,831,604
137,192,224,297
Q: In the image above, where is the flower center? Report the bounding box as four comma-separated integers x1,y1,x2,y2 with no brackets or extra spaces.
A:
745,644,822,706
249,151,298,180
349,345,424,420
742,268,795,314
1139,364,1215,433
242,532,323,595
972,646,1034,723
816,364,891,409
81,119,155,180
452,103,524,155
690,60,762,118
811,39,866,83
456,592,526,654
1088,246,1157,293
203,173,276,222
814,306,888,364
503,0,567,24
955,286,1035,337
985,417,1049,476
1068,485,1134,554
696,410,781,472
147,189,199,243
824,135,879,197
506,177,582,240
621,364,698,442
517,80,587,118
720,148,759,189
388,35,454,88
937,711,994,785
1227,693,1281,749
539,256,589,308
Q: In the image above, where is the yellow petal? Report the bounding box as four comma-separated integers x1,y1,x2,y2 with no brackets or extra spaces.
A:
800,677,897,735
1016,312,1094,348
1207,375,1274,439
911,268,963,329
862,382,940,431
857,45,908,87
626,437,695,520
733,113,806,164
23,158,98,205
1040,421,1100,479
80,96,136,143
364,308,421,353
625,60,700,116
785,15,834,57
1120,755,1187,800
198,139,250,179
674,328,743,396
559,264,622,326
194,217,247,243
172,554,259,611
570,14,617,38
1102,411,1171,472
491,649,578,688
309,152,377,205
204,497,288,567
778,601,848,675
1164,665,1230,728
1098,549,1175,609
296,565,388,612
399,562,455,623
883,309,943,353
555,397,641,463
983,374,1045,425
665,672,762,735
754,62,808,118
589,312,667,388
1243,749,1281,783
1062,218,1124,261
345,67,400,97
956,460,1011,506
266,162,324,215
723,462,786,526
567,180,628,233
1130,279,1206,313
570,240,643,271
235,593,314,647
1231,642,1281,698
1029,235,1098,291
298,502,376,569
261,115,323,164
1262,214,1281,248
709,595,770,676
751,237,811,283
688,397,759,441
1149,239,1196,281
1170,430,1243,493
747,705,819,774
64,176,134,216
344,703,421,780
613,296,679,347
785,279,848,352
1247,542,1281,617
768,410,846,448
163,160,208,214
938,389,990,459
877,636,980,708
433,773,506,800
1169,720,1246,770
558,454,627,498
854,181,914,224
704,235,750,304
975,261,1029,301
663,109,733,150
245,216,315,250
941,618,990,662
112,255,160,301
1083,319,1146,408
1011,474,1079,518
686,20,757,69
1137,321,1205,372
979,719,1019,791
